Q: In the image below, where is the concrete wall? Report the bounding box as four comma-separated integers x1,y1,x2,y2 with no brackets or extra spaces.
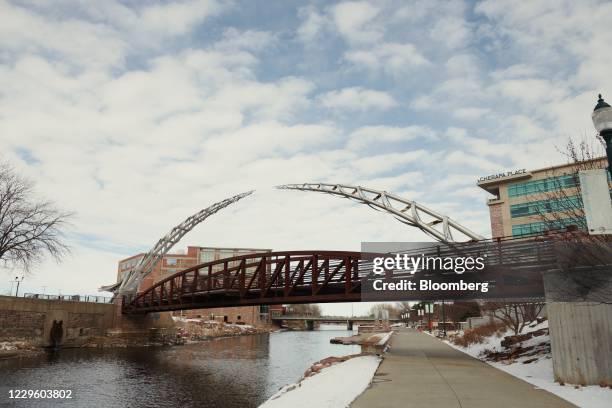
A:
0,296,177,347
0,295,115,347
547,301,612,385
543,268,612,385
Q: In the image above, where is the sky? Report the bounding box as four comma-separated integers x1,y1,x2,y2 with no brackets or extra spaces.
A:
1,0,611,315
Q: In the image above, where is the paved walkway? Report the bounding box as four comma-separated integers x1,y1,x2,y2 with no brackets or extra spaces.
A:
351,329,575,408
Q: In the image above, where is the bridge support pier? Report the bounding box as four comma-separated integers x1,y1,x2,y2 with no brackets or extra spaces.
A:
543,268,612,386
305,320,315,331
347,320,353,331
109,298,176,342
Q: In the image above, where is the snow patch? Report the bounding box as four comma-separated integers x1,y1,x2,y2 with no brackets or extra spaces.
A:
0,342,18,351
446,320,612,408
258,355,381,408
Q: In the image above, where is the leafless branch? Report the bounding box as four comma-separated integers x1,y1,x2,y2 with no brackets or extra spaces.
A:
0,161,72,273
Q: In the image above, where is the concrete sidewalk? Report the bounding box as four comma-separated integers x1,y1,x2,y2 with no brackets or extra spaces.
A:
351,329,575,408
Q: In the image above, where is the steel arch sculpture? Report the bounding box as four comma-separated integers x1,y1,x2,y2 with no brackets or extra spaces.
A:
101,191,253,295
277,183,484,243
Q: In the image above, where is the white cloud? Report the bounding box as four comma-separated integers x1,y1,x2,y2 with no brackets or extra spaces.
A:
137,0,224,36
214,28,277,52
453,107,490,121
318,87,396,111
297,6,328,43
430,16,472,49
352,151,428,175
347,125,437,151
330,1,382,45
345,42,430,75
0,0,127,70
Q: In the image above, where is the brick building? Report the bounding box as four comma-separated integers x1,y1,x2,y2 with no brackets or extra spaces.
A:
117,246,280,326
477,157,609,238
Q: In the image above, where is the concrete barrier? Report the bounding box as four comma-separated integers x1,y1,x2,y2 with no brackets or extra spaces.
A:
0,295,175,348
0,295,114,347
543,268,612,385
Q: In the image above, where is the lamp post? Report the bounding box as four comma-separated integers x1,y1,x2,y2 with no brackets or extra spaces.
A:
592,94,612,179
14,276,24,297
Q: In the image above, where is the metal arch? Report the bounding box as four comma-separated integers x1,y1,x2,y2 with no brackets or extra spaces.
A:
100,191,254,295
277,183,484,243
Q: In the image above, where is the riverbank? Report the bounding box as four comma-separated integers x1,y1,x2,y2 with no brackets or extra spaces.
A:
0,341,44,359
259,354,382,408
173,316,276,341
0,319,278,359
258,331,394,407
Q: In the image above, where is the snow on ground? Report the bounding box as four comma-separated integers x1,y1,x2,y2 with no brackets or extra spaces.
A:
225,323,254,331
171,316,207,323
0,342,17,351
492,357,611,408
445,321,612,408
258,355,381,408
373,332,393,346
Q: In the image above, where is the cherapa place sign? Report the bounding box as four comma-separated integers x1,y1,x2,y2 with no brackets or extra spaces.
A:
477,169,527,183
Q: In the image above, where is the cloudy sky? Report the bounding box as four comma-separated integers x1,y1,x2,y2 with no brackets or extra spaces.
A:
1,0,610,314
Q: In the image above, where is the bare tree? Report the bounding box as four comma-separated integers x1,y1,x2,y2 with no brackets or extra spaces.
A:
483,302,545,335
531,138,609,240
369,303,401,318
0,162,72,273
285,304,322,316
443,301,481,326
529,139,612,302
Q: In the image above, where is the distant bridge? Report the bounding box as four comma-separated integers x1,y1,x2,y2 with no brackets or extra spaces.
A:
270,315,395,322
270,314,401,331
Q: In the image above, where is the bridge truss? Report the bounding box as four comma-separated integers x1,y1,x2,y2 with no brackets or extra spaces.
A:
123,239,556,314
277,183,485,243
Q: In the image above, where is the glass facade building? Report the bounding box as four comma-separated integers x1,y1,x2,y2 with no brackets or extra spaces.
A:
477,157,609,238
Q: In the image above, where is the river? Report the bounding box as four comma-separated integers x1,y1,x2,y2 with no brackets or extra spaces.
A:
0,325,360,408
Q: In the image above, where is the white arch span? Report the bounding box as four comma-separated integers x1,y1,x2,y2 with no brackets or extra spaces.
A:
101,191,253,295
277,183,484,243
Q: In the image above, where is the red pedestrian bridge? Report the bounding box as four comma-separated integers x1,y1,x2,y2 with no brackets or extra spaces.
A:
122,238,558,314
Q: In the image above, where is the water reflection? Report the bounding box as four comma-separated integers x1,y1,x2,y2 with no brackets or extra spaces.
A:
0,327,359,408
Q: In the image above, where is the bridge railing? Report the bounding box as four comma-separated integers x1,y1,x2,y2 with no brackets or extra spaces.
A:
125,251,365,312
123,234,606,313
24,293,114,304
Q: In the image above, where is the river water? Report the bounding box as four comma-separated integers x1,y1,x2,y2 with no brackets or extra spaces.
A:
0,325,359,408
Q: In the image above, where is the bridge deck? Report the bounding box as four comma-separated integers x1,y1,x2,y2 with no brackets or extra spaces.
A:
121,238,577,314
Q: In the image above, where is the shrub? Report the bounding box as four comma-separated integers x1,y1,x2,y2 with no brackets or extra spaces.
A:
451,322,506,347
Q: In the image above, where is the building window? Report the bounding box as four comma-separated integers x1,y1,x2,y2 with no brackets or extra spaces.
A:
510,195,583,218
200,250,214,264
259,305,269,313
507,174,579,198
166,258,177,266
511,217,586,237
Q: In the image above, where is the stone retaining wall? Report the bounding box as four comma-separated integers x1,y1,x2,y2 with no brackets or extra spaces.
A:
0,295,115,347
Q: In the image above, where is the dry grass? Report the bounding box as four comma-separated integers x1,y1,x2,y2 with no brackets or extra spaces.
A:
450,322,506,348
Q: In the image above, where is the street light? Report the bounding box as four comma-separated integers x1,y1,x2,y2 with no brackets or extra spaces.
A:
14,276,24,297
592,94,612,179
